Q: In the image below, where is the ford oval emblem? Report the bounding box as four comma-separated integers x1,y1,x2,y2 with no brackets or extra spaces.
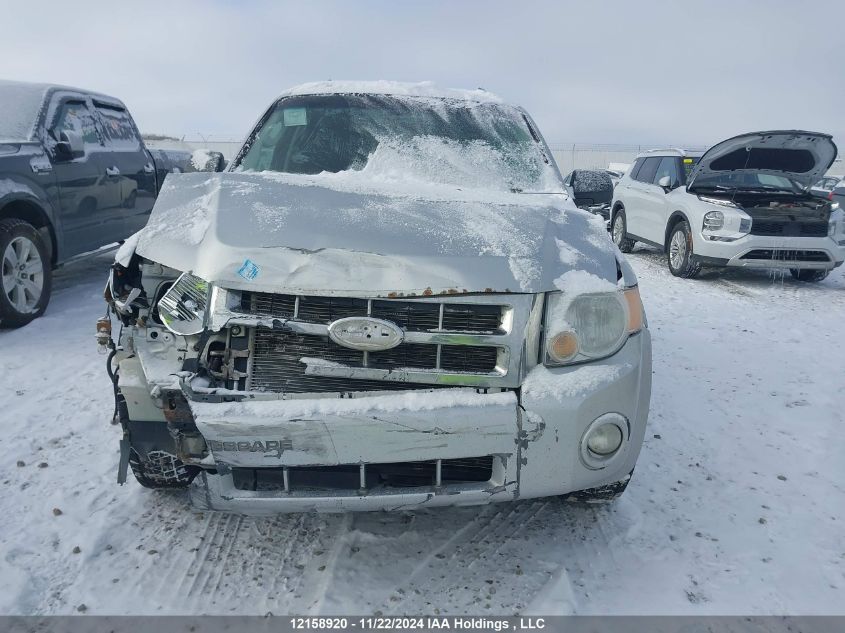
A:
327,317,404,351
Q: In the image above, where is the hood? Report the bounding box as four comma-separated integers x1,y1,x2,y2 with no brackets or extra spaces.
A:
687,130,838,192
134,172,618,296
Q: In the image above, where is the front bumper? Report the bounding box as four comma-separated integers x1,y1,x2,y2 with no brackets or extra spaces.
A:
185,331,651,514
693,233,845,270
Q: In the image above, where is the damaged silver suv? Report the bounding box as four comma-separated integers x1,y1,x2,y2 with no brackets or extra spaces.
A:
102,82,652,513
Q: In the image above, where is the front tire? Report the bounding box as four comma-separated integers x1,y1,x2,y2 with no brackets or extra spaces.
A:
790,269,829,282
611,209,636,253
116,391,198,489
666,221,701,279
0,218,52,328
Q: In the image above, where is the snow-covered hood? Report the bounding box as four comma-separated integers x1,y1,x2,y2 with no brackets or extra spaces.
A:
687,130,838,192
134,172,617,296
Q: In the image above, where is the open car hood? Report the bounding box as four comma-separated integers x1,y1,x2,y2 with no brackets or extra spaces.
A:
134,172,618,296
687,130,838,192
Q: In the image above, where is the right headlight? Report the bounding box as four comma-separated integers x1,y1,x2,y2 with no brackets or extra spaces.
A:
543,286,644,367
158,272,210,335
703,210,724,231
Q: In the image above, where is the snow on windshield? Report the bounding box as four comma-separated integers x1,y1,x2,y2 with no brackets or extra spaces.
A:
235,94,561,194
0,81,48,141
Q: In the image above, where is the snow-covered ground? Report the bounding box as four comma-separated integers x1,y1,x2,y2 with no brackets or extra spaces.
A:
0,249,843,615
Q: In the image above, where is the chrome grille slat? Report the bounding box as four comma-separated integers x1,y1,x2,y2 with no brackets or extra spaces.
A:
249,329,499,393
239,292,504,333
212,291,541,392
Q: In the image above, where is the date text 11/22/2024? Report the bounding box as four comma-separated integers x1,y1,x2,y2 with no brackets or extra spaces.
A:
290,617,547,630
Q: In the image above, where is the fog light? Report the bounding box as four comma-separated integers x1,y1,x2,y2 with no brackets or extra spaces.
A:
580,413,629,469
586,423,623,455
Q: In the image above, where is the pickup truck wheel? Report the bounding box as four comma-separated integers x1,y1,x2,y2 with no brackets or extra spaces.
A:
611,209,636,253
0,218,52,328
789,269,829,282
562,475,631,505
666,221,701,279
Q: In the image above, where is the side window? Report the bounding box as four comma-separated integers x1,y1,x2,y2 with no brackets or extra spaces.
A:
653,157,680,188
95,103,141,148
628,159,644,180
563,171,573,186
54,101,100,146
680,157,698,184
635,157,661,183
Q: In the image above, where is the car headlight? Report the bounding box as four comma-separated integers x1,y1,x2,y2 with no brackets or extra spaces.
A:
543,286,644,366
697,195,739,208
703,210,724,231
157,272,210,335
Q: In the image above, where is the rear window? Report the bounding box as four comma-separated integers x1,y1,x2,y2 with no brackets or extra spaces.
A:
95,103,141,149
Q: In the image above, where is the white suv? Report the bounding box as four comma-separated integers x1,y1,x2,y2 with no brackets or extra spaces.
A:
610,131,845,281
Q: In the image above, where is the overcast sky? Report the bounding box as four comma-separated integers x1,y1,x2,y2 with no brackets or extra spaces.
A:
3,0,843,153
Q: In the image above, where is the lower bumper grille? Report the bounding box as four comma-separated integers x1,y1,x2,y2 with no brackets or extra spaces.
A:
249,328,499,393
740,249,831,262
231,457,495,492
750,221,828,237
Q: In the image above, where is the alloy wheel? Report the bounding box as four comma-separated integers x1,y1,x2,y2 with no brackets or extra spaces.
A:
2,236,44,314
669,230,686,269
612,215,624,245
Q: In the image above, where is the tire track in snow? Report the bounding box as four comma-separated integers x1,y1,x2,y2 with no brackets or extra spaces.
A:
378,500,551,614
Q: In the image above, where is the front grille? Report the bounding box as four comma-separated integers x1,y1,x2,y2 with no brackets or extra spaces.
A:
231,456,494,492
750,221,828,237
740,249,831,262
217,290,534,393
249,328,500,393
240,292,505,333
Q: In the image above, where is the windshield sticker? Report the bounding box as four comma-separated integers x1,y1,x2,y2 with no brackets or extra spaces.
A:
237,259,261,281
283,107,307,127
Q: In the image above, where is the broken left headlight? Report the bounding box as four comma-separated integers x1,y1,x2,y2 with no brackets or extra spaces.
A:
158,272,210,335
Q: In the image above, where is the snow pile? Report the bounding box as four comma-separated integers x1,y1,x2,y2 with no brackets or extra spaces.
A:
278,80,504,104
544,269,618,334
522,363,623,401
357,134,552,194
572,170,613,193
190,148,215,171
0,80,48,141
191,388,515,423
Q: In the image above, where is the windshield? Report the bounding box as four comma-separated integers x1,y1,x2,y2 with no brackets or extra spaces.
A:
690,171,803,193
235,94,559,192
0,82,47,141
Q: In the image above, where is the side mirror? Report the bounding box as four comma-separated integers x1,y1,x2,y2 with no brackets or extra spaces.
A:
54,130,84,161
191,149,227,173
657,175,672,190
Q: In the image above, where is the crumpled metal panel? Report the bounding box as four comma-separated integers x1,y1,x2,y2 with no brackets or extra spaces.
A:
135,172,618,296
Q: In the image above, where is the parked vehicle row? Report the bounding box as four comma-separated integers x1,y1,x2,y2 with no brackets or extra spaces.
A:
609,132,844,281
0,80,224,327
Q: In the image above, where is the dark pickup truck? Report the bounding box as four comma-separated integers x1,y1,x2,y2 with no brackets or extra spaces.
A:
0,79,223,327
